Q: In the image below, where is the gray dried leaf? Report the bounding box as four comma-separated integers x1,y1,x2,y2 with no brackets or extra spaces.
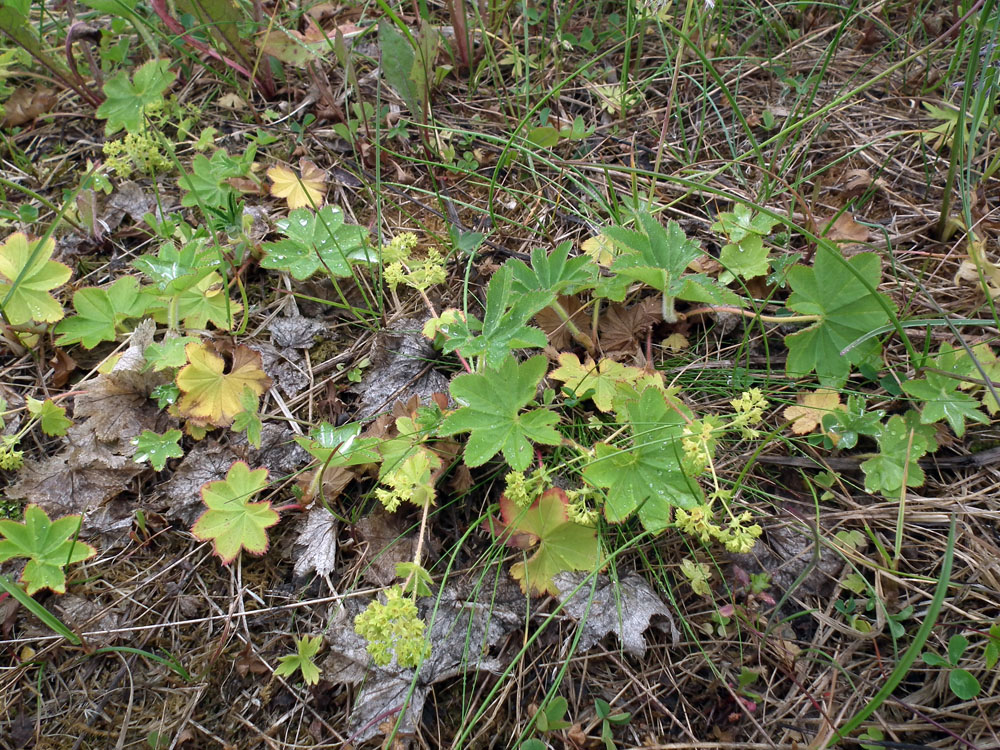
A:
323,571,524,743
251,341,309,398
241,423,310,478
53,595,121,647
1,86,57,127
355,510,419,586
159,442,238,525
293,507,338,578
6,324,169,534
729,515,843,599
350,317,449,419
107,181,157,225
161,424,308,525
554,572,677,656
5,439,144,531
268,315,327,349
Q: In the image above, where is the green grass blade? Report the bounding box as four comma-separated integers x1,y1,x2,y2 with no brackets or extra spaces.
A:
0,574,80,645
827,516,956,746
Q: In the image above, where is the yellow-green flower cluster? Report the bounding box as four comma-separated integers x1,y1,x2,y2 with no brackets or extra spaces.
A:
680,557,712,596
382,233,447,293
566,488,600,527
0,435,23,471
675,504,762,554
382,232,420,264
503,467,551,508
719,511,763,553
354,586,430,668
729,388,768,439
375,449,437,512
102,132,171,178
680,416,722,477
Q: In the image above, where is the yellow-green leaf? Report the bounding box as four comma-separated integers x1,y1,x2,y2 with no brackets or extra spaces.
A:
191,461,278,563
0,233,71,326
175,342,271,427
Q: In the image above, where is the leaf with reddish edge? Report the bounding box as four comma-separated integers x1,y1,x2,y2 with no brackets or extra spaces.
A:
489,488,601,597
191,462,278,563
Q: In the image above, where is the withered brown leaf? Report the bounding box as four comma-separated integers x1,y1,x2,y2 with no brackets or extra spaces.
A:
1,87,57,127
598,297,661,355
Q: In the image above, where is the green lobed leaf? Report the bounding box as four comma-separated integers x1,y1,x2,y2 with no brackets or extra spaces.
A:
821,395,885,450
96,59,175,135
860,411,938,496
0,505,96,595
294,421,381,467
902,345,988,437
144,336,201,371
26,397,72,436
439,354,561,471
55,276,156,348
582,385,703,531
260,206,370,280
784,248,895,387
507,241,596,300
436,266,550,369
177,149,249,209
274,635,323,685
492,488,601,597
0,233,71,327
171,272,241,330
133,429,184,471
719,234,771,282
710,204,780,243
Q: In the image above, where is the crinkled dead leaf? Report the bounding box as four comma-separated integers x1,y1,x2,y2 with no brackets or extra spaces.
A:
161,424,309,526
533,294,587,350
1,86,57,127
842,168,885,200
355,509,422,586
783,388,846,435
293,506,338,578
490,488,602,597
955,231,1000,298
267,159,326,209
258,20,331,67
554,572,677,655
349,317,450,420
822,212,869,247
267,314,327,349
598,297,662,354
175,342,272,427
6,323,169,532
322,570,524,743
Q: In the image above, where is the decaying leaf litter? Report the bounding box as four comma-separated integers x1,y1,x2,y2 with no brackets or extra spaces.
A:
0,2,999,749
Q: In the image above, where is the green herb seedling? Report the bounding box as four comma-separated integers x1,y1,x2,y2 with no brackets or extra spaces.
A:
594,698,631,749
274,635,323,685
922,634,981,700
534,695,572,733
